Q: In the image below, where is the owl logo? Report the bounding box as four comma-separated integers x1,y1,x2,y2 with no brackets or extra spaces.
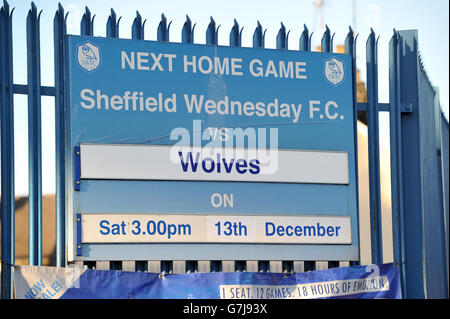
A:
324,57,345,85
77,42,101,72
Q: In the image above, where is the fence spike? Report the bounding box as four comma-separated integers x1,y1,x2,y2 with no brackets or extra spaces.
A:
252,20,265,48
182,14,195,43
30,1,36,13
81,6,94,36
2,0,15,16
157,13,171,41
276,22,288,49
299,24,309,51
321,24,331,52
230,18,242,47
206,16,219,45
157,13,166,40
344,26,356,56
106,8,120,38
331,32,335,52
132,10,145,40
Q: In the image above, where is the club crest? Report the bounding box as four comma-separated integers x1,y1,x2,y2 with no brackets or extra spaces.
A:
324,57,344,85
77,42,101,72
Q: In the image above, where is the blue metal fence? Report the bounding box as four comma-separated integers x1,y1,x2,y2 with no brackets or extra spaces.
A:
0,1,448,299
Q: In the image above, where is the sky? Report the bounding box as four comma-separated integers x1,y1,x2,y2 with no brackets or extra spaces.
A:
2,0,449,196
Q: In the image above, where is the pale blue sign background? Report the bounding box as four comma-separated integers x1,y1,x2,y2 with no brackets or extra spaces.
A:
66,35,358,261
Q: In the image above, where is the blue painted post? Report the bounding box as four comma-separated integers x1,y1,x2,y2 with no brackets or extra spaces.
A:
320,25,339,269
440,109,449,288
252,21,265,48
408,31,446,298
389,30,449,298
0,0,15,299
53,3,67,267
389,30,406,294
26,2,43,266
392,30,425,298
345,26,360,267
366,29,383,265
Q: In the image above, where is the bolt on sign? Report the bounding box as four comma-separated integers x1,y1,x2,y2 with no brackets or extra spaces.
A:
65,35,359,262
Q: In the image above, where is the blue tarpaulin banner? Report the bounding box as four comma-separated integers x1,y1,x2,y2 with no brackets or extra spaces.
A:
14,263,401,299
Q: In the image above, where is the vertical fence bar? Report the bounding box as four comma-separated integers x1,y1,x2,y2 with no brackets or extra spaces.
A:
206,17,219,45
321,25,331,52
131,11,145,40
80,6,94,36
389,30,407,294
404,29,446,298
435,89,449,291
106,9,120,38
345,26,360,267
0,0,14,299
276,21,290,271
440,107,449,290
276,22,288,50
252,21,265,48
53,3,67,267
181,15,194,43
366,29,383,264
229,19,242,47
299,24,309,51
157,14,170,42
395,30,425,298
321,26,331,53
321,25,341,269
26,2,42,266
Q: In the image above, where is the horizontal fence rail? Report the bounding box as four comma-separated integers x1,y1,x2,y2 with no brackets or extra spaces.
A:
0,1,448,300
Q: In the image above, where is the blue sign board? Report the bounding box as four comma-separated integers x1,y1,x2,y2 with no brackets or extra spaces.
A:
65,35,358,261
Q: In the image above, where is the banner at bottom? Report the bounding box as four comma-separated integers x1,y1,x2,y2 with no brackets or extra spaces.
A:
14,263,401,299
